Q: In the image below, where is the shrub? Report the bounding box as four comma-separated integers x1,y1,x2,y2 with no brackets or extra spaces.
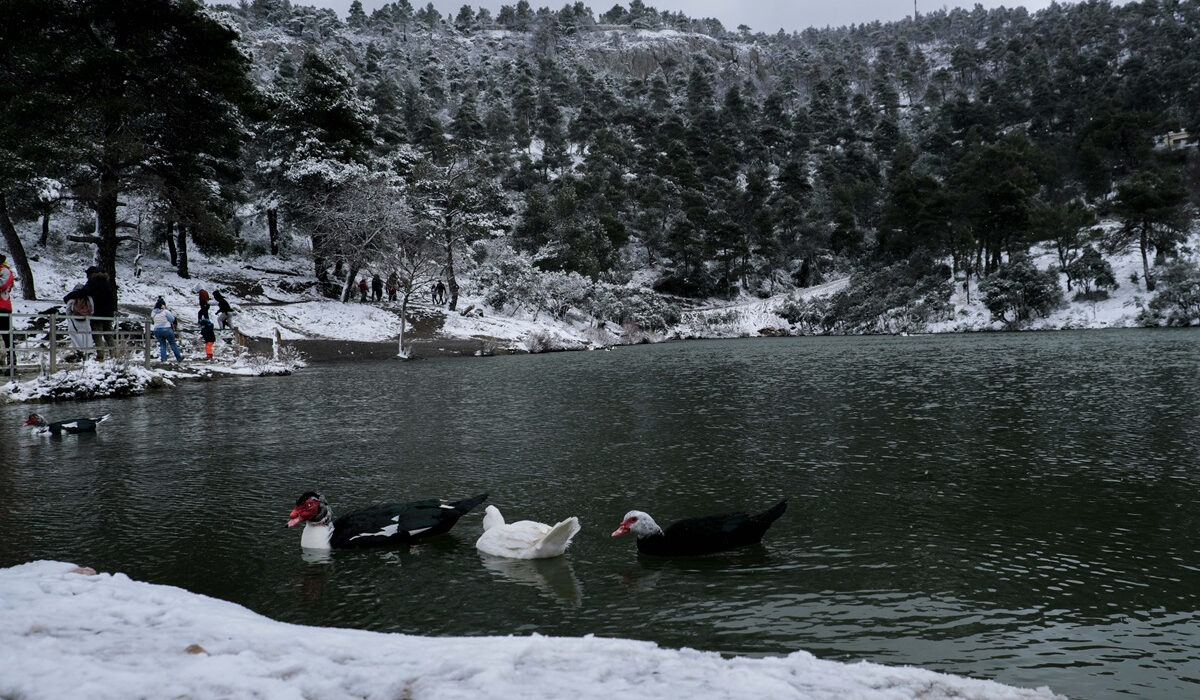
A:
979,253,1064,326
782,254,952,334
1146,259,1200,326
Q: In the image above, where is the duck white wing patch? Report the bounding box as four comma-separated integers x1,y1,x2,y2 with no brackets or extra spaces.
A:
406,527,432,537
348,524,400,541
60,421,81,430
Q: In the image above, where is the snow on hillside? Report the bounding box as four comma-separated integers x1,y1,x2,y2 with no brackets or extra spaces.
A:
6,224,1196,370
0,561,1065,700
678,228,1200,338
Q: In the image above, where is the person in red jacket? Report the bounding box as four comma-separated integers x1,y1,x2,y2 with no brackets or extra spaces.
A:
0,253,14,375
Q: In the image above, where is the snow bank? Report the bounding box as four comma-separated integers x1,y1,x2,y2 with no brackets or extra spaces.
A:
0,561,1064,700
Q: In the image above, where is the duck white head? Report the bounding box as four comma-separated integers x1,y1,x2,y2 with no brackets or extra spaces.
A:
611,510,662,538
482,505,505,532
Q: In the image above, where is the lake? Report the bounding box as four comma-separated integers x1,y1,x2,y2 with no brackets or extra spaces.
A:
3,329,1198,698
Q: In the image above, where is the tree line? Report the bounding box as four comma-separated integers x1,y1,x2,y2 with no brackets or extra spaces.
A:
1,0,1198,329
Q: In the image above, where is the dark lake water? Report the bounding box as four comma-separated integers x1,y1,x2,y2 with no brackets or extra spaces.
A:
3,330,1199,698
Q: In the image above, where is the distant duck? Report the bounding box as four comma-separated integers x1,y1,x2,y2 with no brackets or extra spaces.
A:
286,491,487,550
611,500,788,557
24,412,111,436
475,505,581,559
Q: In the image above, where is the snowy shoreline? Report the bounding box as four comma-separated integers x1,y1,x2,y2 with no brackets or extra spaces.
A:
0,561,1065,700
4,231,1194,405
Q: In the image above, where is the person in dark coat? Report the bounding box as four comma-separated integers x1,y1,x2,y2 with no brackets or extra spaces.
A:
386,271,398,302
212,290,235,330
63,266,118,360
198,307,216,360
371,273,383,302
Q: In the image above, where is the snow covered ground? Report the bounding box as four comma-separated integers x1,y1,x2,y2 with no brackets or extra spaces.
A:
4,225,1195,405
10,225,1195,364
0,561,1064,700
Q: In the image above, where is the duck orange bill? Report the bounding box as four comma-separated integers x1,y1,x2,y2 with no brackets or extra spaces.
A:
611,521,632,537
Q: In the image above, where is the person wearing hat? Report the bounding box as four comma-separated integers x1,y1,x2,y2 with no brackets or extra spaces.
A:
63,266,118,360
0,253,14,375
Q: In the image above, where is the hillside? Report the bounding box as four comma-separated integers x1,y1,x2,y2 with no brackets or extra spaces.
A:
3,0,1200,347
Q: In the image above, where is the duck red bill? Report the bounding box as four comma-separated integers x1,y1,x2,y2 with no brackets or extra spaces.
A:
286,516,303,528
611,523,630,537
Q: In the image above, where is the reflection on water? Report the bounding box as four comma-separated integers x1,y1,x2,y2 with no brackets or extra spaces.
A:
2,329,1200,699
479,554,583,606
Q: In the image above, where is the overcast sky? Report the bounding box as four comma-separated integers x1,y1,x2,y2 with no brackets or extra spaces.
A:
302,1,1085,33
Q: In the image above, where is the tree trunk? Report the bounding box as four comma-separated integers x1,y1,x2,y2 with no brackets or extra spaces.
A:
267,208,279,256
444,236,460,311
397,292,410,357
177,224,190,279
39,211,50,246
94,167,121,281
341,265,360,302
0,192,37,299
1139,226,1156,292
166,220,178,267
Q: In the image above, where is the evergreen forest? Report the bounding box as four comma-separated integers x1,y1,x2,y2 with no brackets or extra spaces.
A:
3,0,1200,332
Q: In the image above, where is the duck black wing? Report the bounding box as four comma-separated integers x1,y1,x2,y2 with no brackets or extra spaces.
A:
642,500,788,556
55,414,111,434
331,494,487,549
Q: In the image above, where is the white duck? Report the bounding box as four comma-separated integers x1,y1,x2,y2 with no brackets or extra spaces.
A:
475,505,581,559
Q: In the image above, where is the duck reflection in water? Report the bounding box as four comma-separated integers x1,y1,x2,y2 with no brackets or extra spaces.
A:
478,554,583,607
617,546,775,592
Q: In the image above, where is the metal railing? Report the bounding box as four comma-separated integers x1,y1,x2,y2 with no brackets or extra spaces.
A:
1,312,154,376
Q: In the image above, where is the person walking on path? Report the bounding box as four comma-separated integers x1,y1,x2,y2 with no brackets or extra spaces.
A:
213,290,235,330
371,273,383,302
150,298,183,362
63,266,118,360
386,271,398,302
0,254,15,375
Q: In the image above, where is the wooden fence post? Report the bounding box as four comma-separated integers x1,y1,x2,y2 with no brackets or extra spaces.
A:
48,312,57,374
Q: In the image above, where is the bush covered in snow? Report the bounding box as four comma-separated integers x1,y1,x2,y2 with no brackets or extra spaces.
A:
5,363,164,403
1138,259,1200,327
474,252,680,332
779,257,953,334
980,254,1065,327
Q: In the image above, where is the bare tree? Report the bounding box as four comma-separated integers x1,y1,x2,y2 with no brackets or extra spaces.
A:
386,224,442,358
294,176,412,302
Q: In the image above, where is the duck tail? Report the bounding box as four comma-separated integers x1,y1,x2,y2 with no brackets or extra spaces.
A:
756,499,788,524
534,516,581,556
452,493,488,515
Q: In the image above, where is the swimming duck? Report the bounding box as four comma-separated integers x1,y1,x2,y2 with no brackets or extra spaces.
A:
286,491,487,550
475,505,581,559
611,500,788,557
